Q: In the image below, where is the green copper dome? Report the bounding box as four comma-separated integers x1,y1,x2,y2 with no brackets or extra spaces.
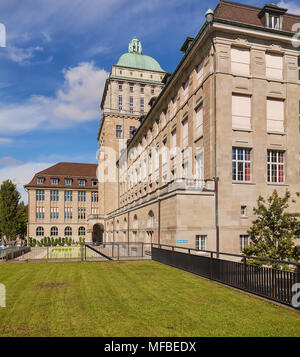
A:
116,37,165,73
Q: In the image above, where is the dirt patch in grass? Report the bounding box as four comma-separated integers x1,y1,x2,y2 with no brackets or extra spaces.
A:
35,282,72,289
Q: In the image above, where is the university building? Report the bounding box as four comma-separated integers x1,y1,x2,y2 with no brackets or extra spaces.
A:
25,163,100,242
96,0,300,254
26,1,300,254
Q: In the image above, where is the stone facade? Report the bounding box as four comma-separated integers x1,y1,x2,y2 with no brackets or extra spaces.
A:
97,1,300,254
25,163,99,242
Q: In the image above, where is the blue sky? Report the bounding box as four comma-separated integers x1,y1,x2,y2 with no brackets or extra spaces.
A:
0,0,299,202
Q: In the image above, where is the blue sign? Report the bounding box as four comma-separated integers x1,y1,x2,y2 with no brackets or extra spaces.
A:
176,240,188,244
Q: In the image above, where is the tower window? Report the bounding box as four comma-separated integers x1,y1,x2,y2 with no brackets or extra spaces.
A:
116,125,122,138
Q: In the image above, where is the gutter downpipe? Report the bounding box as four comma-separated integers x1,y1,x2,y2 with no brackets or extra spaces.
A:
208,15,220,259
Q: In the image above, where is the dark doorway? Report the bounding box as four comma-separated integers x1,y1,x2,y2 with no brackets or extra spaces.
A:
92,224,104,243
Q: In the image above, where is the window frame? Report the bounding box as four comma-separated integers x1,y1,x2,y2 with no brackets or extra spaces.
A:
267,150,285,183
232,147,251,182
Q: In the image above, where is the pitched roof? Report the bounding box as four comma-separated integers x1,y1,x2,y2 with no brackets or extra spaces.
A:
214,1,300,32
25,162,98,189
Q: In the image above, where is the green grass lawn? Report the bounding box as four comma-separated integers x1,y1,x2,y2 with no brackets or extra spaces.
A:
0,260,299,337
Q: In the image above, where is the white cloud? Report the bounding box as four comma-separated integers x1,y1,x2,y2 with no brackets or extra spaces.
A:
0,157,22,166
278,1,300,15
0,138,13,144
6,45,43,64
0,61,108,134
0,161,53,203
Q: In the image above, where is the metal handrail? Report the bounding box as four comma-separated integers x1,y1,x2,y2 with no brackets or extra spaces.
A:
152,243,300,267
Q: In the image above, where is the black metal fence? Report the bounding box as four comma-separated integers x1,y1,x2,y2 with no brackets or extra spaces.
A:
0,246,31,261
152,244,300,309
85,242,152,261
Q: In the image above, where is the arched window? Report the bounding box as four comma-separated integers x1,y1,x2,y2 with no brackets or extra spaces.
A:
133,214,138,230
148,211,155,229
36,226,44,236
65,226,72,236
78,226,85,236
50,226,58,236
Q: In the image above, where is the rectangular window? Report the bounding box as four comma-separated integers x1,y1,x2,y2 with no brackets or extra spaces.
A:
196,235,207,251
240,235,249,251
266,53,283,80
172,130,176,156
140,98,144,113
267,98,284,133
151,87,155,95
36,190,45,201
78,208,86,220
129,126,135,139
130,86,134,93
50,190,59,201
64,190,73,202
91,192,98,202
65,178,72,185
79,179,86,186
130,96,133,113
232,94,251,130
140,87,144,94
183,161,189,179
269,15,279,29
232,148,251,182
182,119,188,149
231,47,250,76
118,95,122,111
118,84,122,91
195,150,204,181
183,81,189,102
197,61,204,86
78,191,86,202
50,207,59,219
37,177,44,184
51,178,58,185
173,96,177,115
36,207,45,219
267,150,285,183
241,205,247,217
64,207,72,219
116,125,122,138
195,104,203,138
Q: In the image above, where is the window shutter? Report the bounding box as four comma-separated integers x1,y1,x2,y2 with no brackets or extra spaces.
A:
267,99,284,132
195,105,203,137
232,95,251,129
231,47,250,76
266,53,283,80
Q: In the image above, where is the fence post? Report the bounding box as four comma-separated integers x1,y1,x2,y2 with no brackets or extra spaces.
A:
81,244,83,262
142,242,144,258
296,266,300,310
85,245,86,261
210,252,213,280
243,257,247,289
47,246,49,260
118,244,120,261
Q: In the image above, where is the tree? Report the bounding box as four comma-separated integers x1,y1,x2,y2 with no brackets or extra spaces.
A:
243,190,300,265
16,202,28,241
0,180,20,245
